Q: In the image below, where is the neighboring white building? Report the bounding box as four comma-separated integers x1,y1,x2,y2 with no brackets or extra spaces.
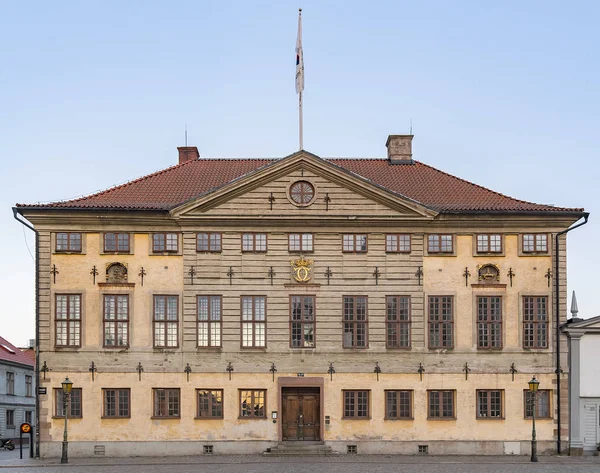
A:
563,313,600,454
0,336,35,441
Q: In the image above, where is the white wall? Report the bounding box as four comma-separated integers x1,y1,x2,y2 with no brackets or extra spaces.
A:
580,333,600,397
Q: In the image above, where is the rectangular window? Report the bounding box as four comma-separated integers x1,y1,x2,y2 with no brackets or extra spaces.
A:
290,295,315,348
241,296,266,348
6,372,14,395
343,296,368,348
428,390,455,419
343,390,369,418
428,296,453,349
242,233,267,252
477,390,503,418
26,375,32,397
6,410,14,428
428,234,453,253
104,233,130,252
523,296,548,349
477,296,502,349
103,295,129,348
56,232,82,252
152,233,178,252
524,390,551,418
288,233,313,252
103,388,130,418
477,234,502,253
197,296,222,347
386,234,411,253
25,411,32,424
342,234,367,253
197,233,221,252
153,388,180,418
523,234,548,253
385,390,412,419
153,295,179,348
54,388,82,418
55,294,81,347
239,389,266,418
197,389,223,418
386,296,411,348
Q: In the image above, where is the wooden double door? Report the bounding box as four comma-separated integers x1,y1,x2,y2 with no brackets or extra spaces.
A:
282,387,320,441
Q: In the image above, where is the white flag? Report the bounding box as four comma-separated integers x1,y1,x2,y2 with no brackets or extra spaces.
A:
295,10,304,94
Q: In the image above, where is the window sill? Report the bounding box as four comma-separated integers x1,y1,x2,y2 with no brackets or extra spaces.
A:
427,417,456,421
385,251,411,255
101,416,131,420
54,251,83,255
386,346,412,350
237,416,267,420
384,417,413,421
476,417,505,420
342,416,371,420
54,346,81,350
196,251,222,254
196,346,223,351
150,252,181,256
153,346,180,351
240,347,267,351
52,416,83,420
194,416,224,420
150,416,181,420
103,346,129,349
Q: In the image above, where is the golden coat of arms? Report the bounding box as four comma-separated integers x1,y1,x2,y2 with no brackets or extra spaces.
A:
291,257,313,283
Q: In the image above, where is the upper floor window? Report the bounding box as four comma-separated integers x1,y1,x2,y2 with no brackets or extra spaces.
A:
104,233,130,253
477,296,502,349
197,296,222,347
428,234,453,254
477,390,503,419
103,295,129,348
153,295,179,348
240,389,266,418
103,388,130,418
56,232,81,252
290,295,315,348
428,296,453,349
153,388,180,418
523,296,548,349
152,233,178,252
524,390,551,418
477,234,502,253
55,388,82,418
385,390,412,420
343,390,370,419
343,234,367,253
386,234,411,253
197,389,223,418
428,390,455,419
242,233,267,252
289,233,313,252
241,296,266,348
197,233,221,252
523,234,548,254
343,296,368,348
26,375,32,397
55,294,81,347
386,296,411,348
6,372,14,395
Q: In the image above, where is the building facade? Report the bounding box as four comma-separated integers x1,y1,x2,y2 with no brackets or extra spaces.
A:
0,336,35,442
14,135,586,457
563,314,600,454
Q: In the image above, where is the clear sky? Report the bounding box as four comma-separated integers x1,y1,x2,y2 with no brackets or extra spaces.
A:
1,1,598,346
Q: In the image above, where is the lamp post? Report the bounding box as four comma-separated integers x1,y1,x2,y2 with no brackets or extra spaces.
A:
60,377,73,464
528,376,540,462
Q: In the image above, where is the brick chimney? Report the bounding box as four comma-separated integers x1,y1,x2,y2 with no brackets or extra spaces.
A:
386,135,413,164
177,146,199,164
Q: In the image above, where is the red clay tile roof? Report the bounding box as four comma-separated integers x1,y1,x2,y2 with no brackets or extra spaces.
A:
16,157,583,214
0,336,34,368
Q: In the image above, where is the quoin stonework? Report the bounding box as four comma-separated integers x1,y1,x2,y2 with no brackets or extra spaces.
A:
14,135,587,457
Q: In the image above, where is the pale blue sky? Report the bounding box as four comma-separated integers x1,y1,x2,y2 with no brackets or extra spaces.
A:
1,1,598,345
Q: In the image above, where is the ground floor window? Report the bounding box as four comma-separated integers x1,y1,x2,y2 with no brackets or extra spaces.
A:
524,390,551,418
477,390,503,418
153,388,180,418
343,390,369,419
239,389,266,418
197,389,223,418
103,388,130,418
428,390,455,419
385,390,412,419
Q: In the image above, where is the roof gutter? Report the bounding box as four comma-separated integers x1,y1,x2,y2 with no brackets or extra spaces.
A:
12,207,40,459
555,211,589,454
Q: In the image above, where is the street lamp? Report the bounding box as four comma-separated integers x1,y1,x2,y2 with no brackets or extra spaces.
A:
528,376,540,462
60,377,73,464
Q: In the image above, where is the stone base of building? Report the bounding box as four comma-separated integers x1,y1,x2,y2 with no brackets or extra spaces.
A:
39,440,558,458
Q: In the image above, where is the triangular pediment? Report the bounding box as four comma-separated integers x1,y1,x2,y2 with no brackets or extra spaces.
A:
172,151,438,221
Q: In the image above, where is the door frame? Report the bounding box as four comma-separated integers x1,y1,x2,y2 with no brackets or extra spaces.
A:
278,377,324,442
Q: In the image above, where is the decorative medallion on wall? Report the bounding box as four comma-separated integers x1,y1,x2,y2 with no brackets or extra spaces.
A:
477,263,500,283
291,256,313,283
288,180,316,207
106,262,128,283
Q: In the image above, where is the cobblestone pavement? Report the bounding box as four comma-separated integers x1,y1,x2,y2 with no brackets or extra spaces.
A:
1,451,600,473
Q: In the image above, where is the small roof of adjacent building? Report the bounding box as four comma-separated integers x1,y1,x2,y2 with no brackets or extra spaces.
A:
0,336,34,368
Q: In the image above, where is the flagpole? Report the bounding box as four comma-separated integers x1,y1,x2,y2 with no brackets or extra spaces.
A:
296,8,304,151
299,91,303,150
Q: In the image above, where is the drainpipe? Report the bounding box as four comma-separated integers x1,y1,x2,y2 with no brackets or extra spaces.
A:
555,212,589,454
12,208,40,459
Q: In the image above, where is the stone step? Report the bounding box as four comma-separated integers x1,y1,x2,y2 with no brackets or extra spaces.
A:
264,442,337,456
